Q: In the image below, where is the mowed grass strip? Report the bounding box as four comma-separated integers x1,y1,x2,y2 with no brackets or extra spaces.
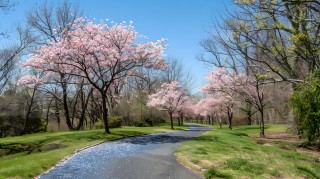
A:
175,124,320,179
0,123,188,178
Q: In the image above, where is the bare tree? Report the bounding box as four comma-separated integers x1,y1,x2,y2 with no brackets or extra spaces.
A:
26,0,84,130
0,0,15,39
0,0,14,11
0,27,34,93
162,57,195,92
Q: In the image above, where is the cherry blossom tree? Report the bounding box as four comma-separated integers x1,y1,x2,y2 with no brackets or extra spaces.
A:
195,97,213,124
201,68,239,129
176,98,194,126
202,67,269,137
181,100,197,123
235,72,269,137
147,81,189,129
21,18,168,134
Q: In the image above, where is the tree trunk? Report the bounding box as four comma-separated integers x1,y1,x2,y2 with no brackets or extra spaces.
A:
246,103,252,125
45,98,53,131
101,92,110,134
22,88,37,134
228,108,233,130
260,109,265,138
228,118,232,130
54,99,61,130
180,115,184,126
169,112,174,130
62,81,74,130
75,89,93,130
177,117,181,126
247,112,252,125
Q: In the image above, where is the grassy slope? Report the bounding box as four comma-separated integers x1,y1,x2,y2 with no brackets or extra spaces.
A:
0,123,187,178
175,124,320,179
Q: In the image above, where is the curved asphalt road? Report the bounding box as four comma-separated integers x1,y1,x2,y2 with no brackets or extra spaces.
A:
39,124,211,179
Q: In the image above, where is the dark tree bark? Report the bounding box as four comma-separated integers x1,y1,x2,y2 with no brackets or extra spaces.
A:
180,115,184,126
169,112,174,130
227,107,233,130
259,109,265,138
101,91,110,134
22,88,37,134
44,98,53,131
61,76,73,130
75,88,93,130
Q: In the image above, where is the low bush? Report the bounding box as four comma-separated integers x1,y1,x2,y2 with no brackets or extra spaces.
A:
132,121,148,127
291,69,320,143
94,116,122,129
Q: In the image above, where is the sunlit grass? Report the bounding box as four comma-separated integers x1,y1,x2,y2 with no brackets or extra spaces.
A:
176,124,320,179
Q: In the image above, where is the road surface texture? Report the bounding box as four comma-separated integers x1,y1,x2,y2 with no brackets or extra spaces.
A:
39,124,211,179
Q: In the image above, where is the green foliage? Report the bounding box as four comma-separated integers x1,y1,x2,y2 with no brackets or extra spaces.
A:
291,69,320,143
0,116,23,137
94,116,123,129
132,120,148,127
24,111,46,134
24,117,46,134
108,116,122,128
235,0,256,5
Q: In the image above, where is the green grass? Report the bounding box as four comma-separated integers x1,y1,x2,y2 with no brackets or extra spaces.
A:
0,122,188,178
175,124,320,179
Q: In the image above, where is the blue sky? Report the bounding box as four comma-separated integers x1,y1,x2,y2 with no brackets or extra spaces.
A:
2,0,233,92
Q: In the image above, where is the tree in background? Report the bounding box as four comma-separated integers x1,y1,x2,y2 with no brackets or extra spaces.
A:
175,98,194,126
201,68,239,130
147,81,189,129
162,57,194,90
201,67,269,136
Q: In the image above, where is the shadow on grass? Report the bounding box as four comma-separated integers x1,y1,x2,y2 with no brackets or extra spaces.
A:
227,132,248,137
296,166,319,178
233,125,270,131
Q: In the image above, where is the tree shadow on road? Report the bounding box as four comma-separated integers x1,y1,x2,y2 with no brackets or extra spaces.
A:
121,134,194,145
120,126,211,145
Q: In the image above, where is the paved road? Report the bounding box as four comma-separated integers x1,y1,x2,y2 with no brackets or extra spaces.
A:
39,124,211,179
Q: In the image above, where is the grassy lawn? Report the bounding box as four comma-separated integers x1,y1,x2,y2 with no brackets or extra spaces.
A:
175,124,320,179
0,122,187,178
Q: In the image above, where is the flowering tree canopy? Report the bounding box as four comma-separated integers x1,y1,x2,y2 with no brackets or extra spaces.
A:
201,68,263,108
147,81,189,129
21,18,168,134
200,68,239,129
201,67,268,135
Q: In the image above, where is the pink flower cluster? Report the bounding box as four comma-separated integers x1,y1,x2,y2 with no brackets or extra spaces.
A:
20,18,168,88
147,81,189,114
